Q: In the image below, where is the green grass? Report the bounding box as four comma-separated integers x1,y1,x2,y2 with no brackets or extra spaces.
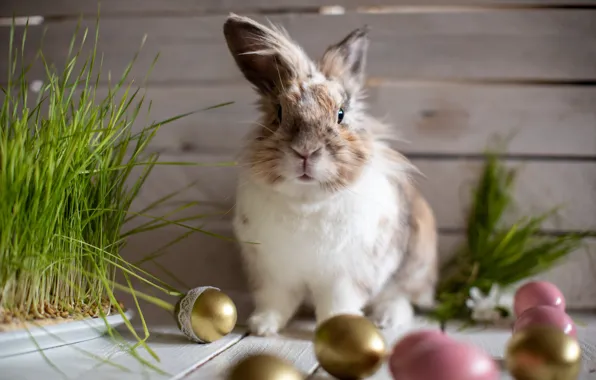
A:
0,16,233,362
431,152,592,324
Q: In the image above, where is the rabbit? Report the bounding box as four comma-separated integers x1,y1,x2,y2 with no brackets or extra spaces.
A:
223,13,438,336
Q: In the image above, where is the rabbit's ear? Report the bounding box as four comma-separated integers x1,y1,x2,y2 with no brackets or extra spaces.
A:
223,14,313,95
319,26,370,89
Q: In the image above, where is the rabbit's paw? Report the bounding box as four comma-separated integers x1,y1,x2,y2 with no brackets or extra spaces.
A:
369,297,414,329
247,310,284,336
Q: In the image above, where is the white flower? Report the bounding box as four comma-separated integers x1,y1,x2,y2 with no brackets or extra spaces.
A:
466,284,513,323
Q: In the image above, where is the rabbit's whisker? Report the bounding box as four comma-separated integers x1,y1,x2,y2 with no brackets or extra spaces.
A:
253,122,277,134
273,55,286,93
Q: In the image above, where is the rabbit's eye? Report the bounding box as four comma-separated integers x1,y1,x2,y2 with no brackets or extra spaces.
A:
337,108,345,124
277,105,282,122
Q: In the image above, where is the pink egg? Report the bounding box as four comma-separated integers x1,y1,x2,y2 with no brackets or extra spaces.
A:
394,340,499,380
389,330,450,374
514,281,565,317
513,305,577,337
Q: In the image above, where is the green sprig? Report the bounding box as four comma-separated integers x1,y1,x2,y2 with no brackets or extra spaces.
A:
431,152,590,323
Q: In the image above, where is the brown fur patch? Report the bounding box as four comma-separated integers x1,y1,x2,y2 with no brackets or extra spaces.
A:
320,128,372,192
248,136,285,185
391,183,439,303
365,146,438,306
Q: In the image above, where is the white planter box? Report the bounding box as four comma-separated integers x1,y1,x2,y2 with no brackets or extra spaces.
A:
0,309,134,358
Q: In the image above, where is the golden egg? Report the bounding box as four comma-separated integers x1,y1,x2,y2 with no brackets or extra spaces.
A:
226,353,304,380
175,287,237,343
505,325,582,380
314,314,387,379
190,288,237,342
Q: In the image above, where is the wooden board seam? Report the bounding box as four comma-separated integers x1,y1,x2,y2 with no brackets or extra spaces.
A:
174,331,250,380
438,228,596,236
355,4,596,12
4,3,596,20
5,78,596,88
10,78,596,88
143,148,596,162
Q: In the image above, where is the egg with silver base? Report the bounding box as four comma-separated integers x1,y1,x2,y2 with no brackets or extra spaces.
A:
175,286,237,343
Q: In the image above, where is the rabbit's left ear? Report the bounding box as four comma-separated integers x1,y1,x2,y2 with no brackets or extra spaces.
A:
319,26,370,88
223,13,313,96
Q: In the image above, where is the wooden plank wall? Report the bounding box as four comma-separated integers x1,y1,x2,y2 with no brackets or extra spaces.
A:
1,0,595,317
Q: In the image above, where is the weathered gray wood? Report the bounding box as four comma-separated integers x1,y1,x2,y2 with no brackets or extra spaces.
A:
0,323,245,380
8,83,596,156
129,154,596,231
3,0,596,18
413,159,596,232
183,320,319,379
2,11,596,84
65,83,596,156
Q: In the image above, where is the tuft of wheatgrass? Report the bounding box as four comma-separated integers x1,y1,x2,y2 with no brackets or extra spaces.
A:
1,17,233,368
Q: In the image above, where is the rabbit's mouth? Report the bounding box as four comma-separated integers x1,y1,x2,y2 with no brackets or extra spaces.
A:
298,174,315,182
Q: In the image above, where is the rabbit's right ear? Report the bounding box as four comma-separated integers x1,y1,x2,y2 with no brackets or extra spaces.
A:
223,14,312,95
319,26,370,93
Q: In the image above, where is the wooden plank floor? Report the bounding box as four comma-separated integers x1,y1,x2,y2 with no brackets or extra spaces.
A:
3,313,595,379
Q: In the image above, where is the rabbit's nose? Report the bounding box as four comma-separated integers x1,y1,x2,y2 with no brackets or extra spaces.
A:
291,146,322,161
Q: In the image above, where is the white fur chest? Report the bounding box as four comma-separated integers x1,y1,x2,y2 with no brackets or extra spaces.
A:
233,162,403,296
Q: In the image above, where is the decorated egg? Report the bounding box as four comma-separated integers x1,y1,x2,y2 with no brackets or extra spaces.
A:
389,329,450,375
314,314,387,379
175,286,237,343
396,340,499,380
513,305,576,337
514,281,565,317
505,325,582,380
226,353,304,380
